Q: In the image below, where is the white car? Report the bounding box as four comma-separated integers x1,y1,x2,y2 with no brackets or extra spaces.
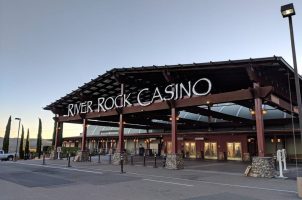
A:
0,150,14,161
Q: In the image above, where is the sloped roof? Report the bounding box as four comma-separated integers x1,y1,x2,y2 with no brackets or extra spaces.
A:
44,56,300,115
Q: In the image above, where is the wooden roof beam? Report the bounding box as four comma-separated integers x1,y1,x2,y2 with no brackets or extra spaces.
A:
265,93,299,115
58,86,273,122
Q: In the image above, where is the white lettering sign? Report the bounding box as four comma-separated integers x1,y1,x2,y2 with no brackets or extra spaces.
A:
67,78,211,116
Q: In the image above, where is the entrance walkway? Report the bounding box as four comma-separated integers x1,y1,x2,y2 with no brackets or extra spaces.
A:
30,155,302,180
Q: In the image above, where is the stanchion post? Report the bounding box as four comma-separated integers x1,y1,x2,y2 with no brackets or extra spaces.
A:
67,153,71,167
154,153,157,168
98,153,101,163
42,153,45,165
143,153,146,166
131,155,134,165
163,155,166,168
120,153,124,174
109,154,112,164
273,155,277,170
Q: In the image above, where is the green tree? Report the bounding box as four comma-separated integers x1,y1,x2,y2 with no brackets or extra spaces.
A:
52,121,57,147
36,118,42,158
19,125,25,159
2,116,11,153
25,129,30,159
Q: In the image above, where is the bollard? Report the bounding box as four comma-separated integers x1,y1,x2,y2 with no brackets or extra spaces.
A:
131,155,134,165
153,153,157,168
143,153,146,166
67,153,71,167
163,155,166,168
98,153,101,163
109,154,112,164
42,153,46,165
120,153,124,174
89,154,92,162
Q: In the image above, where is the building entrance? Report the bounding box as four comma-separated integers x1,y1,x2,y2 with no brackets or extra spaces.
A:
227,142,242,161
204,142,218,159
184,142,196,158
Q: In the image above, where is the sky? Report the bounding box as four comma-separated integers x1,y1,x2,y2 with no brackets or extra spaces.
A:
0,0,302,139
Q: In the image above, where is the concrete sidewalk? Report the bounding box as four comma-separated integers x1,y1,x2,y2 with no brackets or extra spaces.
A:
37,155,302,178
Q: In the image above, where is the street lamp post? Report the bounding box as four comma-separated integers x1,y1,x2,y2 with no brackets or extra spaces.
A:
281,3,302,153
14,118,21,161
281,3,302,198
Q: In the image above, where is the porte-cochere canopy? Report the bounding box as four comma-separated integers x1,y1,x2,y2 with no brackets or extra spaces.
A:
45,56,301,131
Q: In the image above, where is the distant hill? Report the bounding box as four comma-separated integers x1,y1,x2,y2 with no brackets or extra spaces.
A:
0,137,52,153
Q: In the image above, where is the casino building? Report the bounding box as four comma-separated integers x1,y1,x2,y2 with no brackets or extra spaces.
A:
45,56,302,169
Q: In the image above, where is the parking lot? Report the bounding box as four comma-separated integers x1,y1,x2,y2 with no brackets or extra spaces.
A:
0,157,300,200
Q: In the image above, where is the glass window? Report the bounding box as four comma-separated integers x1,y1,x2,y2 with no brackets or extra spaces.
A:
227,142,242,161
184,142,196,158
204,142,217,159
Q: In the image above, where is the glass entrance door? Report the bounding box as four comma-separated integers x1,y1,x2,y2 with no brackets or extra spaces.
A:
227,142,242,161
184,142,196,158
204,142,217,159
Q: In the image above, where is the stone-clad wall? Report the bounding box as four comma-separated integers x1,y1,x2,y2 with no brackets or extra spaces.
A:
74,151,90,162
165,153,184,169
112,152,128,165
249,157,276,178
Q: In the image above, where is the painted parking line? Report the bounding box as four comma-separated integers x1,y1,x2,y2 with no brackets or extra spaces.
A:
195,180,298,194
186,163,225,168
134,171,297,194
143,179,194,187
182,168,242,176
12,162,103,175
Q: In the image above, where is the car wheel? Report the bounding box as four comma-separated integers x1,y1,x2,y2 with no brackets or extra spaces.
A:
8,156,13,161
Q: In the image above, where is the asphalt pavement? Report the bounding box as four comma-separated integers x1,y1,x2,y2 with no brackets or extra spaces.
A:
0,158,301,200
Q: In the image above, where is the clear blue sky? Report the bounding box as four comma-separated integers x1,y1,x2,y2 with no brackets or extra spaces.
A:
0,0,302,139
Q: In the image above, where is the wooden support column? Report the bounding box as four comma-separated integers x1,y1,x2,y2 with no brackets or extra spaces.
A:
118,83,125,153
81,118,88,151
118,113,124,152
207,105,212,131
54,117,63,150
165,101,183,169
171,105,177,154
54,120,59,150
254,83,265,157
